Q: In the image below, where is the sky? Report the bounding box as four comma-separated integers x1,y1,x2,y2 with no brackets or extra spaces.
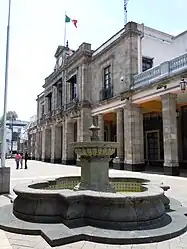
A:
0,0,186,121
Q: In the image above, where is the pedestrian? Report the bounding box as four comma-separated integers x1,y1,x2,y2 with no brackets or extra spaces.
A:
20,152,23,169
24,151,28,169
15,152,21,169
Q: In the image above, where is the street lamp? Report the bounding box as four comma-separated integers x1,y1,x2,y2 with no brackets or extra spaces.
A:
1,0,12,167
179,78,187,93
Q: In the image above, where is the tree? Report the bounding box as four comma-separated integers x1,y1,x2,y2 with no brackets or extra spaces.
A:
6,111,18,121
0,111,18,126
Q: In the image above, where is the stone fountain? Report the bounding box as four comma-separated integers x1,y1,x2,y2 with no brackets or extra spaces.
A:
73,124,117,192
0,125,186,247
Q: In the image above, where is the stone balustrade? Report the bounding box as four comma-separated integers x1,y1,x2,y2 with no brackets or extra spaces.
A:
133,52,187,89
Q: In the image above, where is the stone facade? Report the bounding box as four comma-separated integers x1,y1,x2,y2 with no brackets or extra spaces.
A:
28,21,187,176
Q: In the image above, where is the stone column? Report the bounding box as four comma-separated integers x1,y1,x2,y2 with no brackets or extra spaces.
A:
54,125,62,163
124,103,144,171
27,135,31,159
76,117,81,166
62,119,75,165
44,96,48,114
37,97,40,121
39,131,42,160
50,125,55,163
41,128,46,162
35,131,40,160
98,114,104,141
77,117,81,142
113,108,124,170
79,107,92,142
45,128,51,162
162,93,179,176
41,128,51,162
51,86,56,111
31,135,34,160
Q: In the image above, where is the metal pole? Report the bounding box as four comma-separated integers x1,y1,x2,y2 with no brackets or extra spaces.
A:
1,0,12,167
10,114,13,154
64,11,67,46
124,0,127,25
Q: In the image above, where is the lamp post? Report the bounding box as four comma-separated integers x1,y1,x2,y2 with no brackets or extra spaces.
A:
179,79,187,93
1,0,12,167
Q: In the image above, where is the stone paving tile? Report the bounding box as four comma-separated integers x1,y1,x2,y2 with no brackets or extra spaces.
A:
0,229,12,249
119,245,133,249
131,243,157,249
0,247,12,249
156,240,170,249
8,239,36,248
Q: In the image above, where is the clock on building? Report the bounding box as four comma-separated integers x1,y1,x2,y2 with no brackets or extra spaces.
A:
58,56,63,67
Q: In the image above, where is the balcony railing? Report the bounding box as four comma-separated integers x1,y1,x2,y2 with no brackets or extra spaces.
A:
66,97,79,110
100,86,113,101
133,52,187,89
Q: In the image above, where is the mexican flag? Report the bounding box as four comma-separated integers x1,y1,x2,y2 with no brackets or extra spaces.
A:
65,15,77,28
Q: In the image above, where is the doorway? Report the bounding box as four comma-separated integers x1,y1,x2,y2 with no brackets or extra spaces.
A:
145,130,160,161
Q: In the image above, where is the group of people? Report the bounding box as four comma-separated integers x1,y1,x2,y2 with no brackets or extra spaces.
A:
15,151,28,170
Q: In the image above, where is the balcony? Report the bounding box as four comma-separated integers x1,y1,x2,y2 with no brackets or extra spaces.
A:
66,97,79,110
133,52,187,89
51,106,64,116
100,86,113,101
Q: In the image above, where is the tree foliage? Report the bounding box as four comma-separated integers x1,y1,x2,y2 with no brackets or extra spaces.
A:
6,111,18,121
0,111,18,126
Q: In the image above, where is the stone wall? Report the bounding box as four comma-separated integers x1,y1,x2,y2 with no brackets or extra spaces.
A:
90,22,140,105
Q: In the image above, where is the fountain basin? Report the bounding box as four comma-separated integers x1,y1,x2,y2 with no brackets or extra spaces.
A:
31,176,149,192
13,177,166,229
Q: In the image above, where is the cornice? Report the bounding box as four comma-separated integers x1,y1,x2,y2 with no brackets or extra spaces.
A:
43,69,63,88
64,50,92,70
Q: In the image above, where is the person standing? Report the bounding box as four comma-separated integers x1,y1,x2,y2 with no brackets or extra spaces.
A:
15,152,21,169
24,151,28,169
20,152,23,169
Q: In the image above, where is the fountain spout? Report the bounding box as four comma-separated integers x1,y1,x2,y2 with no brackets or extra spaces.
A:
89,124,100,141
73,124,118,192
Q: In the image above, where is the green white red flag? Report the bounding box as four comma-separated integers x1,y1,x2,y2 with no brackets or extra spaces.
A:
65,15,77,28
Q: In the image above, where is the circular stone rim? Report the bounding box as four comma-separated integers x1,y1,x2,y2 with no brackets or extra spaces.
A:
13,177,164,200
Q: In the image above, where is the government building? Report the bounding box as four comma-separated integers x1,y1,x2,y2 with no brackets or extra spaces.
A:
28,21,187,176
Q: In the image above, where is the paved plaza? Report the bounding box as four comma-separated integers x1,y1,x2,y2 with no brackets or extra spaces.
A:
1,160,187,248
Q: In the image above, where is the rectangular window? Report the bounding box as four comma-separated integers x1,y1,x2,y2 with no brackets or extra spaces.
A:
70,83,75,101
48,95,52,112
41,105,44,115
142,57,153,72
103,65,111,89
69,75,77,102
57,86,62,107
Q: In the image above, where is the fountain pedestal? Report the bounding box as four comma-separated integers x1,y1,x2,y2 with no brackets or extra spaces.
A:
73,125,118,192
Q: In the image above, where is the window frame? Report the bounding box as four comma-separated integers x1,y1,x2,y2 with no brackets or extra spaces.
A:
142,57,153,72
103,65,111,89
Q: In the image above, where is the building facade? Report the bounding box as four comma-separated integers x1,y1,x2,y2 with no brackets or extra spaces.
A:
28,21,187,176
6,119,28,153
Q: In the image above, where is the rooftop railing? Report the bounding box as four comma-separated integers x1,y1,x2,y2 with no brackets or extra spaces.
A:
133,52,187,89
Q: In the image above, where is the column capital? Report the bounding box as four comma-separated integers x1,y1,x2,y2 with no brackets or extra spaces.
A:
161,93,177,101
123,102,141,111
116,108,123,113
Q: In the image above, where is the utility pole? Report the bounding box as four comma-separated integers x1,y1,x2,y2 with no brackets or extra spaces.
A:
1,0,12,167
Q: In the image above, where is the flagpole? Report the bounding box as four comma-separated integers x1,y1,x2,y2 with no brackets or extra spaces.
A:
64,10,66,46
1,0,11,168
